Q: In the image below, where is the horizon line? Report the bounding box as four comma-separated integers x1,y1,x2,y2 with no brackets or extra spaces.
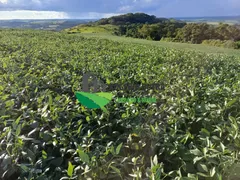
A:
0,14,239,21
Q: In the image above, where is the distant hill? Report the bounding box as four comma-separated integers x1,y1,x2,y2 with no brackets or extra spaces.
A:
65,13,185,34
95,13,180,25
0,19,94,31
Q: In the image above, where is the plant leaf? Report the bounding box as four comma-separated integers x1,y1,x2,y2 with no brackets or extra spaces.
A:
67,161,75,177
116,143,123,155
78,150,90,163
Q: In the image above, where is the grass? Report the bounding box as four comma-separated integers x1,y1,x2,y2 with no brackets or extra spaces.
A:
77,32,240,57
65,24,118,34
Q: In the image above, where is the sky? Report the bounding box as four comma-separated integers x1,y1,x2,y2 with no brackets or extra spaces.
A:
0,0,239,19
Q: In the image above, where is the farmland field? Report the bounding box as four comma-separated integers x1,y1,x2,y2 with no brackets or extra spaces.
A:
0,19,93,31
1,29,240,179
175,16,240,25
80,33,240,57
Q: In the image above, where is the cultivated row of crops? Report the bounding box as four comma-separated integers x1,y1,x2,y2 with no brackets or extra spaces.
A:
0,29,240,179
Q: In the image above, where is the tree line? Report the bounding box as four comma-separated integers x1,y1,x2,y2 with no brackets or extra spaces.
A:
94,13,240,49
114,22,240,48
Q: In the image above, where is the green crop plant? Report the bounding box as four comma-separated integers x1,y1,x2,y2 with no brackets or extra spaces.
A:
0,29,240,179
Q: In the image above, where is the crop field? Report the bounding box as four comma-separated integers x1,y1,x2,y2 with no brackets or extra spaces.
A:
80,33,240,57
1,29,240,179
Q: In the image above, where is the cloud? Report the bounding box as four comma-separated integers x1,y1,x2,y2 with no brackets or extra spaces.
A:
0,0,7,4
0,10,69,19
67,12,121,19
0,0,119,12
0,0,239,18
0,10,121,19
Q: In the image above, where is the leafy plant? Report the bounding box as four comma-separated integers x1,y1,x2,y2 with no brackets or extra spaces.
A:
0,29,240,179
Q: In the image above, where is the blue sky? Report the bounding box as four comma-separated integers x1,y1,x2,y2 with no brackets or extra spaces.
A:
0,0,239,19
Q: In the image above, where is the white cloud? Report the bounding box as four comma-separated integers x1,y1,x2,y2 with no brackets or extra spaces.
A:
0,0,8,3
0,10,121,19
0,10,69,19
68,12,121,19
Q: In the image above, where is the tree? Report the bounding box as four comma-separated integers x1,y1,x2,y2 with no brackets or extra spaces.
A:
176,23,212,44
